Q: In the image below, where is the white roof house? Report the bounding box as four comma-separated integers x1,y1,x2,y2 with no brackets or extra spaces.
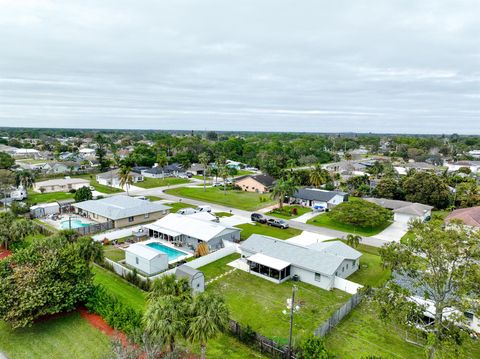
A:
34,178,90,193
124,242,169,275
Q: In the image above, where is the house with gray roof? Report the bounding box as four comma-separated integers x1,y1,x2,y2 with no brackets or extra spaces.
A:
240,234,361,290
290,188,348,209
72,195,171,228
364,198,432,223
96,169,144,188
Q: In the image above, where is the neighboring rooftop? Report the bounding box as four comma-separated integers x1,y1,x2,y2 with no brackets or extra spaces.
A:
35,178,89,187
237,174,275,187
73,195,171,220
240,234,361,276
364,198,433,214
445,206,480,228
292,188,347,202
125,242,165,260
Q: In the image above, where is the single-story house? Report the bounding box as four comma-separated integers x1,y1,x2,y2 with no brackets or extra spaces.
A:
445,206,480,228
240,234,361,290
125,242,169,275
290,188,348,209
72,195,171,228
42,161,82,174
175,265,205,293
96,169,144,188
364,198,433,223
145,213,241,251
444,161,480,174
141,163,185,178
187,163,207,176
34,178,90,193
236,174,275,193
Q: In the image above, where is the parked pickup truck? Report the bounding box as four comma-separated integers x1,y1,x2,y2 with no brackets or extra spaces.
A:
267,218,289,229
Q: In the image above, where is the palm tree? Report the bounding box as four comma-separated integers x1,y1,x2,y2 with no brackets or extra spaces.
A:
345,234,361,248
271,178,298,209
187,292,229,359
0,216,36,250
309,164,329,188
148,274,191,301
118,164,133,195
15,170,35,189
198,152,210,192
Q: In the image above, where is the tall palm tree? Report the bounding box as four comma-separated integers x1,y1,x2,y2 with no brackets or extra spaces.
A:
118,164,133,195
271,178,298,209
198,152,210,192
187,292,229,359
345,234,361,248
309,165,329,188
15,170,35,189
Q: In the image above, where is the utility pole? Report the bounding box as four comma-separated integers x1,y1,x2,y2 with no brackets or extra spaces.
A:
287,285,297,358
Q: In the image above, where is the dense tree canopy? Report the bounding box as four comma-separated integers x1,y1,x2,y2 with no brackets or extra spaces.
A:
0,152,15,169
74,186,93,202
328,199,392,229
401,172,451,209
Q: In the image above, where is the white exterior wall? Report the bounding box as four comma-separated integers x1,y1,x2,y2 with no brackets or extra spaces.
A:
290,266,334,290
328,194,345,206
125,251,168,275
335,259,358,278
333,276,363,294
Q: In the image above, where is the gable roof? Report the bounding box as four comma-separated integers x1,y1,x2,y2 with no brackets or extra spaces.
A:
236,174,275,187
145,213,240,242
96,169,142,179
292,188,347,202
393,203,433,216
144,163,184,174
73,195,171,220
364,198,433,215
240,234,361,276
445,206,480,227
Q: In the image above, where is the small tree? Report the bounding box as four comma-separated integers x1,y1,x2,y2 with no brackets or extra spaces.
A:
118,164,133,195
74,186,93,202
271,178,297,209
300,335,335,359
345,234,361,248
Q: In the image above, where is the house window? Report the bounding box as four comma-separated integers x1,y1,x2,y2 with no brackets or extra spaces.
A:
144,213,150,219
342,267,344,272
314,273,321,282
135,257,139,265
128,216,135,222
346,264,349,269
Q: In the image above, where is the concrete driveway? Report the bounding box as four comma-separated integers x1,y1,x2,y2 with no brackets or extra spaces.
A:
373,221,408,242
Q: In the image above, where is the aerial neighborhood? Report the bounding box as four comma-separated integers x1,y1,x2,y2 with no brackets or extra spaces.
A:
1,129,480,359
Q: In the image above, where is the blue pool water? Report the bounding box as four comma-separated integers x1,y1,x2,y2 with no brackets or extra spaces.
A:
60,219,90,229
146,242,187,261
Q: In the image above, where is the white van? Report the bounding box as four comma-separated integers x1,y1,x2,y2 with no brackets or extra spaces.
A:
177,207,198,215
197,205,212,213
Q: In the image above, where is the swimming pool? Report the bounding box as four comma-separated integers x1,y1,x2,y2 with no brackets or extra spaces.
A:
146,242,187,261
60,219,91,229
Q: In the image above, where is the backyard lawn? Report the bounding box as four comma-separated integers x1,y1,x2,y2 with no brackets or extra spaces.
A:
267,205,311,219
165,186,275,211
207,270,351,345
236,223,302,240
307,213,392,236
198,253,240,280
0,312,110,359
27,190,74,204
103,245,125,262
135,177,190,189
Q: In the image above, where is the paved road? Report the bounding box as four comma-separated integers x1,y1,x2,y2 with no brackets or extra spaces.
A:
126,182,390,248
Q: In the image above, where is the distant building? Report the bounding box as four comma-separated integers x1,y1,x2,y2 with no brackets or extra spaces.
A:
290,188,348,209
236,174,275,193
445,207,480,228
34,178,90,193
364,198,433,223
96,169,144,188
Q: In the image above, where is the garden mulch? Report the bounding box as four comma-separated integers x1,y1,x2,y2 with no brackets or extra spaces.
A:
0,246,12,260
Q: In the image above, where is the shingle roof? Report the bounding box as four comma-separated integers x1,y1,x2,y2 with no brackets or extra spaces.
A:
96,169,142,179
364,198,433,214
144,163,184,174
240,234,361,276
292,188,347,202
236,174,275,187
73,195,171,220
393,203,433,216
445,206,480,227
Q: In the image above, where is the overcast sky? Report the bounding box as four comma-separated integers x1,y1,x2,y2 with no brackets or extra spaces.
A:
0,0,479,134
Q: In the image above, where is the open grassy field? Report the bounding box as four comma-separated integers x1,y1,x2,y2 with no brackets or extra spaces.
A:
135,177,190,189
267,205,312,219
27,190,74,204
207,269,351,345
165,186,275,211
0,312,110,359
307,213,392,236
198,253,240,280
236,223,302,240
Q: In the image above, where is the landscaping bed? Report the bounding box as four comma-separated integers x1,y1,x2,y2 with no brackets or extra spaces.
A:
165,186,275,211
267,205,311,219
235,223,302,240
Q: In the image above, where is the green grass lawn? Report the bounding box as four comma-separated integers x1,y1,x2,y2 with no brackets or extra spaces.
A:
92,265,146,311
198,253,241,280
236,223,302,240
167,201,195,213
267,205,312,219
348,251,390,287
208,270,350,345
93,264,266,358
307,213,392,236
27,190,74,204
145,195,163,201
74,174,123,194
135,177,190,189
325,302,480,359
165,186,275,211
103,245,125,262
215,211,234,217
0,312,110,359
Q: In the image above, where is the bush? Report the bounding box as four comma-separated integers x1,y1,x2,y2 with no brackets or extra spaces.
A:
69,189,77,194
328,199,392,229
85,285,143,335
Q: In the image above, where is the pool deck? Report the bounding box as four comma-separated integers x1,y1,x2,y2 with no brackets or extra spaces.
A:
40,214,98,230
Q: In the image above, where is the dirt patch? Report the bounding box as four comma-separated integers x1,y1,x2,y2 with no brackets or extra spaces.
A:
78,307,128,345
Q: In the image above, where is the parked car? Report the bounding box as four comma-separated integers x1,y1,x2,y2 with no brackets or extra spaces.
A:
251,213,267,224
177,207,197,215
197,205,212,213
267,218,289,229
212,181,224,187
